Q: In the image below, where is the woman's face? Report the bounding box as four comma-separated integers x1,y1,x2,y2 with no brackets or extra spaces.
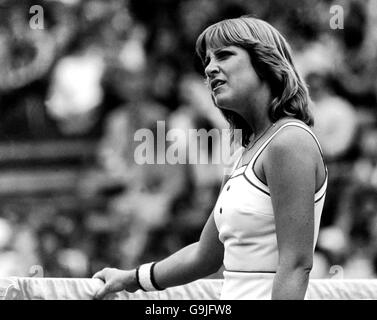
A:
204,45,262,114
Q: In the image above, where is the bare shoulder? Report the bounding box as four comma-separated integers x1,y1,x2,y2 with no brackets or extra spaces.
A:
265,125,319,166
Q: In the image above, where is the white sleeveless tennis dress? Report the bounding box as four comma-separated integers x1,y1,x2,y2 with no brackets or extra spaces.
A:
214,121,328,299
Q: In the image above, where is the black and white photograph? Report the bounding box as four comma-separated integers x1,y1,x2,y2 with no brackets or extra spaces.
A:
0,0,377,306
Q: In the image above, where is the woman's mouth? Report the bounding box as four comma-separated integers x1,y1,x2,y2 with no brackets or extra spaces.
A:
211,79,226,91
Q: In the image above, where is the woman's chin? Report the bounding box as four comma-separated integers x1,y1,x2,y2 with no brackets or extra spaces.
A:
214,100,232,111
213,95,232,110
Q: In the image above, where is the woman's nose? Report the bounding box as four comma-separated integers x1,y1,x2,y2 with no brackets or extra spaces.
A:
204,60,220,78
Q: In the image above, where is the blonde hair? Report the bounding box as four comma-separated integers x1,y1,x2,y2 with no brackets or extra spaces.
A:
195,16,313,147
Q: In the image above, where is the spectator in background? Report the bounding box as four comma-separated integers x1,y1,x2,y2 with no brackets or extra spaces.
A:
332,0,377,107
321,184,377,278
96,25,187,268
0,218,22,276
0,0,75,92
0,214,40,277
45,49,106,135
307,72,358,161
168,73,228,188
167,73,229,253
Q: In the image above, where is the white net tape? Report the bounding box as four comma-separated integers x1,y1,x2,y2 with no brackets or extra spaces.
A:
1,277,377,300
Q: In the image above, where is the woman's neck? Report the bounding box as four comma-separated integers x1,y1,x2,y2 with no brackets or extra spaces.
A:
243,83,273,137
242,107,272,139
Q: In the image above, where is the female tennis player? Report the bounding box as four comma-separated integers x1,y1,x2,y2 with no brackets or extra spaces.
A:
93,16,327,300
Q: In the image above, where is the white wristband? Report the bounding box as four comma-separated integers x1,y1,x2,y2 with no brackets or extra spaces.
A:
138,262,158,291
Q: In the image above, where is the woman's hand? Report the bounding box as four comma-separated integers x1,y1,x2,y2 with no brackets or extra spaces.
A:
92,268,139,299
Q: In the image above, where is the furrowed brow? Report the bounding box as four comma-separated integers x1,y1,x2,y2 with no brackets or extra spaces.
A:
204,47,225,65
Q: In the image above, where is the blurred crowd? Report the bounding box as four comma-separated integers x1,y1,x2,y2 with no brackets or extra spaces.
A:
1,0,377,279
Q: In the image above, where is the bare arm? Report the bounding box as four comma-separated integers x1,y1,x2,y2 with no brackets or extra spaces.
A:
151,159,240,288
153,210,224,288
152,173,230,288
263,127,318,300
93,176,227,298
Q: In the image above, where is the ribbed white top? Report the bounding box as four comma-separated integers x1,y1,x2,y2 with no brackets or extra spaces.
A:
214,122,327,273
